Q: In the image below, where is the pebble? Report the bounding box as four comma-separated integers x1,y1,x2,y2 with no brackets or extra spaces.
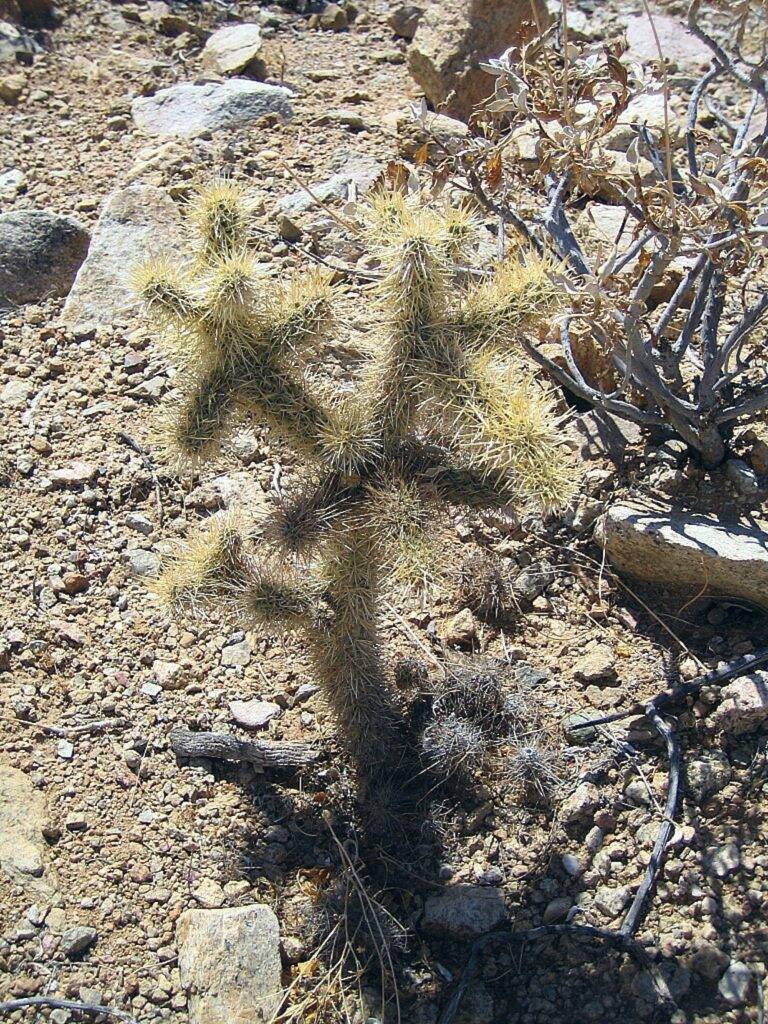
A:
221,638,251,668
229,699,281,729
56,739,74,759
60,925,97,958
718,961,754,1006
127,548,160,577
707,842,740,879
542,896,572,923
560,782,600,824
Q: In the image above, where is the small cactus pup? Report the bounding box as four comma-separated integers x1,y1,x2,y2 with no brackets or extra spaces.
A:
134,180,575,784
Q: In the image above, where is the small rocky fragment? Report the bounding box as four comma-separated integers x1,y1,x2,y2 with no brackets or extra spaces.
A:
0,18,40,63
440,607,477,647
542,896,572,924
0,210,89,307
49,461,97,488
597,503,768,610
177,905,282,1024
408,0,549,121
0,71,24,102
709,674,768,734
132,79,293,138
63,183,182,328
689,940,730,980
201,23,267,78
395,108,468,159
422,884,507,938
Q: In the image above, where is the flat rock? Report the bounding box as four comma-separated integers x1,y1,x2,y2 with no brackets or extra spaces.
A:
177,904,281,1024
596,503,768,610
201,23,266,78
132,79,293,138
63,184,182,328
0,210,89,306
276,151,382,216
626,13,713,70
422,884,507,937
710,675,768,734
49,461,97,488
408,0,549,121
230,699,281,729
0,763,57,897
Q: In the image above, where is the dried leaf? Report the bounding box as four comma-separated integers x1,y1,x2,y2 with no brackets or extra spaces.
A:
413,142,430,167
486,152,503,191
386,160,410,192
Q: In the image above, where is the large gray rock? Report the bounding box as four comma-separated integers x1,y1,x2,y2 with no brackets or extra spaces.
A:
408,0,549,122
132,79,293,138
597,503,768,610
0,763,57,896
177,904,282,1024
0,210,89,306
0,18,40,62
422,884,507,937
63,184,182,328
625,14,713,70
201,23,267,78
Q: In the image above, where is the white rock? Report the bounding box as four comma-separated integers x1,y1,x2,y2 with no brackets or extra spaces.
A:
710,674,768,734
718,961,754,1006
230,699,280,729
49,461,97,488
422,884,507,937
202,23,266,77
132,79,293,138
707,842,740,879
177,904,281,1024
626,13,713,69
127,548,160,577
597,503,768,610
594,885,632,918
221,638,251,668
63,184,182,329
153,659,184,691
276,151,382,216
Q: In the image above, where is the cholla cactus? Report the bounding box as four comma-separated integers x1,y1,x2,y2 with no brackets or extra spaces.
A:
135,181,573,773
